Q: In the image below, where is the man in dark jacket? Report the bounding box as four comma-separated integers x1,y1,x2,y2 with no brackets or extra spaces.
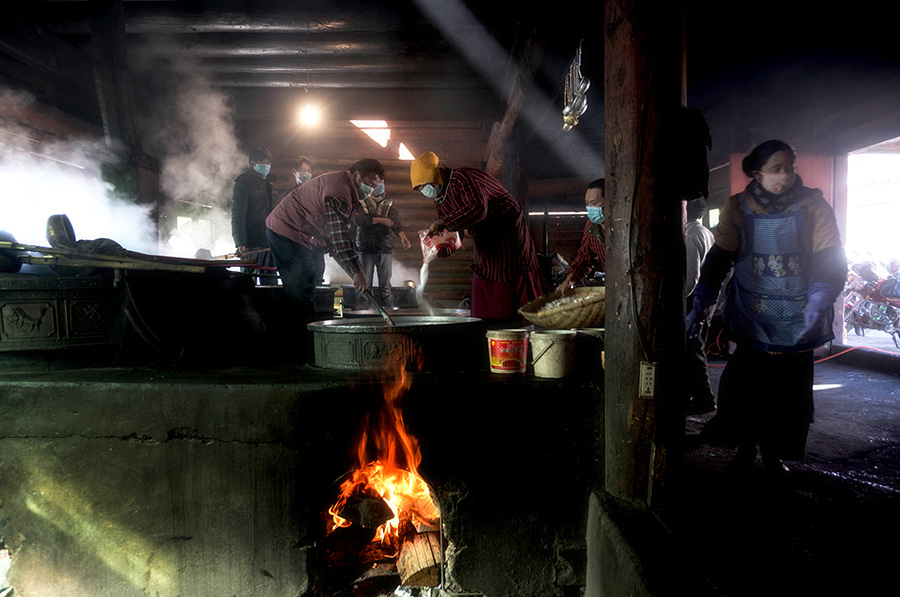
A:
351,185,411,308
232,147,277,281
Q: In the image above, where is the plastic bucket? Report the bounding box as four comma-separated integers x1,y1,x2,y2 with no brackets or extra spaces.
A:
531,330,577,378
486,329,529,374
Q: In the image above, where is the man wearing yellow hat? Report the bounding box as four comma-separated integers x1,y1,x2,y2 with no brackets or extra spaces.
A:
410,151,541,321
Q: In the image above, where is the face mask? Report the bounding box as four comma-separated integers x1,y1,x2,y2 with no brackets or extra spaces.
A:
586,205,605,224
757,171,795,195
254,163,271,177
358,182,375,198
296,171,312,184
373,183,385,196
420,184,439,199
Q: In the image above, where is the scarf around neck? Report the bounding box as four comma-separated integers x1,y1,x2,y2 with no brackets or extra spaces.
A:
749,175,804,213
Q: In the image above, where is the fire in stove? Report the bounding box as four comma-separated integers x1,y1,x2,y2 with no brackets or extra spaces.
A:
324,349,443,590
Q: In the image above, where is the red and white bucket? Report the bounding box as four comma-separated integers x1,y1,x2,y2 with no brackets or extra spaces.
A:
486,329,529,374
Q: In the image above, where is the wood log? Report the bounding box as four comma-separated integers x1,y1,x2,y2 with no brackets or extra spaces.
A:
351,562,401,597
337,493,394,530
397,532,442,587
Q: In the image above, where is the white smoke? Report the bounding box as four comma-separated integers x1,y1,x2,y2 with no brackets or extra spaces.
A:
136,51,245,258
0,88,158,253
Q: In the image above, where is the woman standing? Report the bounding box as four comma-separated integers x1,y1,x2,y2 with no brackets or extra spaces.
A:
687,140,846,475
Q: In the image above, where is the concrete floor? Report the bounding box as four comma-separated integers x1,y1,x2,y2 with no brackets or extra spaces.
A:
840,327,900,353
677,351,900,596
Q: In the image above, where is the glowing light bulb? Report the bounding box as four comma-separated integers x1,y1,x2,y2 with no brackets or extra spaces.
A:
300,104,320,126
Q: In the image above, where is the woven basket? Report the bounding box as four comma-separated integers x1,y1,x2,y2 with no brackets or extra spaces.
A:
518,286,606,329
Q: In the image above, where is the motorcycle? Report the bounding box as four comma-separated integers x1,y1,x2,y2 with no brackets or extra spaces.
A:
843,262,900,348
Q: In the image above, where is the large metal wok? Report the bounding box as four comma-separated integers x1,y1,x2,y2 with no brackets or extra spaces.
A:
308,315,482,372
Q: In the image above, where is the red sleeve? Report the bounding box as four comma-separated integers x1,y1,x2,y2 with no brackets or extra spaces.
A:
567,221,605,281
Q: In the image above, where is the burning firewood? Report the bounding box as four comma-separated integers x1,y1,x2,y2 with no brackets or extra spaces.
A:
397,531,442,586
337,492,395,530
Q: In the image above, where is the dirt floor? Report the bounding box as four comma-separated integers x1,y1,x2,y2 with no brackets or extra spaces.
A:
674,352,900,596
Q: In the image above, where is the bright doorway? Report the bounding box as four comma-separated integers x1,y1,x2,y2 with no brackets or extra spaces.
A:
842,138,900,353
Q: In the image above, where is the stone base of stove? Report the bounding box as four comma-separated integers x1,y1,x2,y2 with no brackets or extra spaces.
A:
0,367,603,597
0,273,113,352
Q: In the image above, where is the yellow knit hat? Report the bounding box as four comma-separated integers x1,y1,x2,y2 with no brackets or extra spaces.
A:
410,151,442,188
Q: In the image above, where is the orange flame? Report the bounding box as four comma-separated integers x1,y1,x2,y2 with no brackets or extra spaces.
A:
328,345,440,543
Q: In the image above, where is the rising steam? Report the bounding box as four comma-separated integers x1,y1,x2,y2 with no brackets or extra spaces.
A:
0,88,157,253
136,52,246,258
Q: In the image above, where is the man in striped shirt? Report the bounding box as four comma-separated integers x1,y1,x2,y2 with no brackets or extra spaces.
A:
556,179,607,293
410,151,541,322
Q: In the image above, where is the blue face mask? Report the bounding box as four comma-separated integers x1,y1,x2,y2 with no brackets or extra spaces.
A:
586,205,604,224
297,171,312,184
359,182,374,197
373,182,385,196
420,184,439,199
254,163,271,177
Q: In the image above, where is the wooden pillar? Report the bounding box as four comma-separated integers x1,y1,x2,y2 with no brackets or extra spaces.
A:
603,0,686,506
89,0,160,247
89,0,141,151
485,34,544,181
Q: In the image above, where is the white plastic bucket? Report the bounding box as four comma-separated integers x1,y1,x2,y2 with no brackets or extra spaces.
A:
486,329,529,374
530,330,577,378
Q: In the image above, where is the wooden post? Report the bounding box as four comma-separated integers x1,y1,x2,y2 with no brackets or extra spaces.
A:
88,0,160,248
484,34,544,180
603,0,686,507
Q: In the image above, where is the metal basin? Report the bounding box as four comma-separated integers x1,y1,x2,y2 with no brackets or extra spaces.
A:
308,316,483,371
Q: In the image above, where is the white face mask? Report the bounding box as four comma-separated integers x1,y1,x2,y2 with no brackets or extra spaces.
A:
296,171,312,185
420,184,439,199
757,171,796,195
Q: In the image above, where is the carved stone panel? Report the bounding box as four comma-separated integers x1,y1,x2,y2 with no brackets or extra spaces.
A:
1,302,57,339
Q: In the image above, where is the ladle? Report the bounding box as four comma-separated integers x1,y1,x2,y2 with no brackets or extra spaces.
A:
336,262,395,327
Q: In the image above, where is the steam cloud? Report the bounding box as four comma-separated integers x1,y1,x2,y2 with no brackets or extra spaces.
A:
0,51,246,261
137,53,246,258
0,88,157,253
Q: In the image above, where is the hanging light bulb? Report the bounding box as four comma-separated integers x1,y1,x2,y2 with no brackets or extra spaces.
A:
298,26,320,127
300,103,320,126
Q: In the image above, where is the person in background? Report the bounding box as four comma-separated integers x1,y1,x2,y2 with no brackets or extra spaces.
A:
284,155,313,198
410,151,540,323
687,139,846,476
556,178,607,293
266,158,382,323
351,182,412,309
232,147,277,281
684,198,717,414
